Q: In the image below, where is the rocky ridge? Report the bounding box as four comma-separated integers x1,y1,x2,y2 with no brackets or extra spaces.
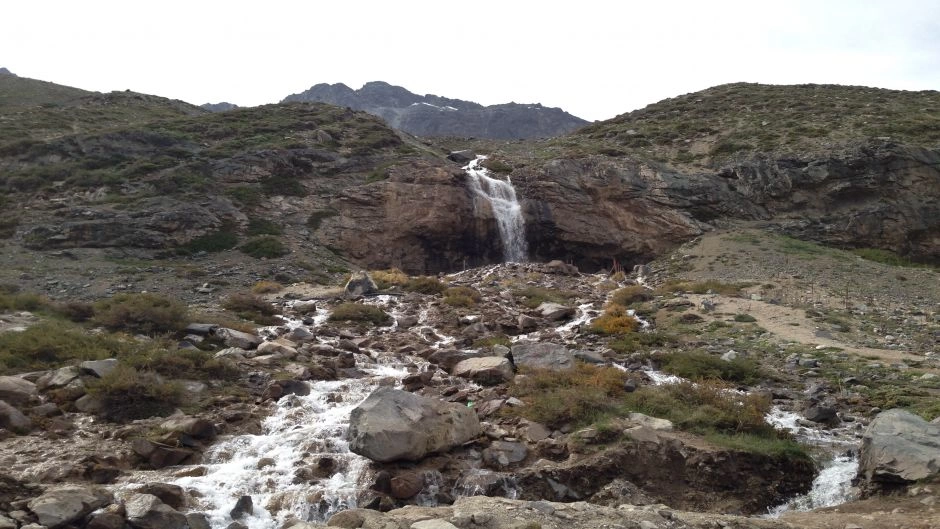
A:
282,81,589,140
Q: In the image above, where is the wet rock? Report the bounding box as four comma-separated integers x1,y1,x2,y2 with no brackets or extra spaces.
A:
229,495,253,519
185,513,211,529
482,440,527,468
452,356,514,385
344,271,378,298
36,366,80,391
804,404,840,425
135,483,186,510
347,387,482,462
510,342,575,370
858,408,940,490
74,394,105,414
27,486,112,529
131,439,196,469
286,326,315,343
125,493,188,529
262,379,310,401
79,358,119,378
257,339,299,358
517,314,538,331
389,471,424,499
0,376,37,406
160,416,217,441
545,260,579,275
0,400,31,434
447,150,476,164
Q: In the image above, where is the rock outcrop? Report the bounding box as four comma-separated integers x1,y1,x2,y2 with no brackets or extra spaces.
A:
857,408,940,492
282,81,588,139
347,387,482,462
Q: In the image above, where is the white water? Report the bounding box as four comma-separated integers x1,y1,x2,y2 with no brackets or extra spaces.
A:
173,364,409,528
464,156,528,263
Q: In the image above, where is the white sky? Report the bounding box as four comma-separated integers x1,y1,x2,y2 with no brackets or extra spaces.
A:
3,0,939,122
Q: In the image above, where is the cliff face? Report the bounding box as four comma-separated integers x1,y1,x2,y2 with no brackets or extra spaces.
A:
282,81,589,140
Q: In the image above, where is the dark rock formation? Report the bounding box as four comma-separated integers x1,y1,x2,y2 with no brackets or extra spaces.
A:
200,102,238,112
283,81,588,139
857,408,940,493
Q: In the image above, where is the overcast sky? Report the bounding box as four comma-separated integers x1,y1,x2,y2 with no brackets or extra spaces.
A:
3,0,939,122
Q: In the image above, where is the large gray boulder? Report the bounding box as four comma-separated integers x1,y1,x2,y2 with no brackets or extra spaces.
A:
0,376,37,406
510,342,575,370
347,387,481,462
452,357,514,385
0,400,32,433
124,493,188,529
858,408,940,488
344,271,378,298
27,487,112,528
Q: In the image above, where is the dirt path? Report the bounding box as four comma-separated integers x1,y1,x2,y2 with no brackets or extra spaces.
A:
686,294,924,363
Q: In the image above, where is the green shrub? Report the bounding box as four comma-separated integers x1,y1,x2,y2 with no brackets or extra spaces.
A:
404,276,447,294
660,351,761,384
0,322,122,373
51,300,95,322
0,216,19,239
251,281,283,294
609,285,653,306
246,218,283,236
0,291,47,312
306,210,338,230
608,332,677,354
226,186,262,207
508,364,629,429
222,293,278,324
472,335,512,349
124,347,238,381
93,293,188,334
369,269,409,289
588,304,638,335
182,229,238,253
444,286,482,307
733,313,757,323
240,236,288,258
512,286,577,309
87,365,183,421
329,302,391,325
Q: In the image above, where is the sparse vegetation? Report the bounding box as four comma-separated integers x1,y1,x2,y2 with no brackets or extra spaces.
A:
329,302,391,325
512,286,578,309
251,280,283,294
181,228,238,254
87,365,183,421
222,292,279,324
92,293,188,334
444,286,482,307
589,304,639,335
240,236,288,258
660,351,761,384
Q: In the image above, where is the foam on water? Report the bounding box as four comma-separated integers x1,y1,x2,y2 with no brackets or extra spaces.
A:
465,156,527,263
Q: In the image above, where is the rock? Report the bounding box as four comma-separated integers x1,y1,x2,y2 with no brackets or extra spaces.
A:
287,326,315,342
628,412,673,431
411,521,459,529
0,376,38,406
216,328,261,350
452,357,514,385
482,440,527,467
390,472,424,499
326,508,388,529
397,315,419,329
27,486,112,528
291,300,318,314
447,150,476,164
344,271,378,298
160,416,217,440
87,512,125,529
229,495,253,519
347,387,482,462
79,358,119,378
804,404,840,425
257,340,298,358
184,323,219,336
263,379,310,401
185,513,211,529
535,302,576,321
135,483,186,510
545,260,579,275
125,493,188,529
131,439,195,469
36,366,80,390
524,422,551,442
0,400,32,433
517,314,538,331
510,342,575,370
74,394,105,414
858,408,940,488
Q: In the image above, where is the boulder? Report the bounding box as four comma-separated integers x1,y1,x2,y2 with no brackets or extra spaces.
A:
510,342,575,370
80,358,119,378
262,379,310,401
389,472,424,499
545,260,579,275
215,328,261,350
125,493,188,529
159,416,217,441
131,439,196,469
256,340,298,358
344,271,378,298
804,404,839,425
0,376,37,406
858,408,940,488
628,412,673,431
0,400,32,434
482,440,527,468
452,357,514,385
535,302,576,321
135,483,186,510
447,150,476,165
36,366,80,390
27,486,112,528
229,495,253,519
347,387,482,462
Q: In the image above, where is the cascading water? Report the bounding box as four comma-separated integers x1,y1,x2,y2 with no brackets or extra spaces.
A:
464,156,528,263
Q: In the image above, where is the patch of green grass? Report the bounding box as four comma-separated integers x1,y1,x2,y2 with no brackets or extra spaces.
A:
608,332,678,354
182,228,238,254
704,432,811,460
444,286,482,307
852,248,936,269
512,286,578,309
222,293,279,325
404,276,447,294
472,335,512,349
660,351,761,384
240,236,288,258
246,218,283,236
733,313,757,323
609,285,653,306
93,293,188,335
329,302,391,325
87,365,183,421
226,186,262,207
0,321,122,373
656,279,749,296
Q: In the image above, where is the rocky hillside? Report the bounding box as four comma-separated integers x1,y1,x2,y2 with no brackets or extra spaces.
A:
282,81,589,139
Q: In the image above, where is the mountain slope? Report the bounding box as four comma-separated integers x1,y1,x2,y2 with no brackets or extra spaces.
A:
283,81,589,139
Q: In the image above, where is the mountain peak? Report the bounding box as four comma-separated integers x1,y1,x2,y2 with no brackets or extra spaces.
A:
282,81,587,139
0,67,15,77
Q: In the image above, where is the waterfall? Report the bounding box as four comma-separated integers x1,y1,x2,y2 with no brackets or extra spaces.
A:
464,156,528,263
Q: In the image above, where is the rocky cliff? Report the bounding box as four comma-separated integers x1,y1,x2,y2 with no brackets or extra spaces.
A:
282,81,589,139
